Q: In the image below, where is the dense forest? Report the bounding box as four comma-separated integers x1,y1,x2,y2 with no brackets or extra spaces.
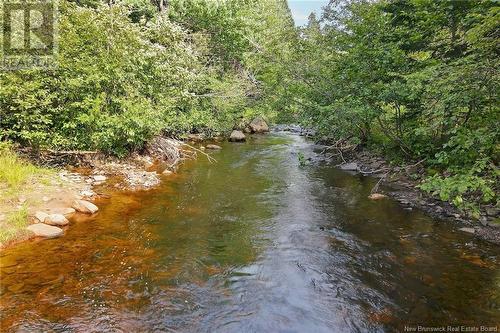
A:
0,0,498,216
289,0,499,216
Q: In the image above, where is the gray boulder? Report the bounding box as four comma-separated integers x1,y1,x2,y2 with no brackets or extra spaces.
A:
229,130,246,142
249,117,269,133
72,200,99,214
44,214,69,226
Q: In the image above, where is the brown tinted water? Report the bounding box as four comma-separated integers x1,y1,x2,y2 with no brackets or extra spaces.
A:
1,133,499,332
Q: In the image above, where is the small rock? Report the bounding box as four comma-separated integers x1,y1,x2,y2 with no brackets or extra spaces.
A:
44,214,69,226
136,156,154,169
27,224,63,238
34,211,49,223
92,175,107,182
369,193,387,200
459,227,475,234
55,208,76,217
200,146,206,150
72,200,99,214
486,207,499,217
340,162,358,171
80,190,94,197
229,130,246,142
206,144,222,150
0,214,5,222
249,117,269,133
162,169,173,175
188,134,204,142
18,196,27,204
42,196,50,202
479,216,489,226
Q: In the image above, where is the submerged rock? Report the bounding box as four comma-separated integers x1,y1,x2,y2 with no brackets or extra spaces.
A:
459,227,475,234
206,144,222,150
249,117,269,133
44,214,69,226
72,200,99,214
229,130,246,142
369,193,387,200
27,224,63,238
126,171,160,188
162,169,173,175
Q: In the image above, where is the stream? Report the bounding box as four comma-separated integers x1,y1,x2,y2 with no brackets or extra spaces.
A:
1,133,499,332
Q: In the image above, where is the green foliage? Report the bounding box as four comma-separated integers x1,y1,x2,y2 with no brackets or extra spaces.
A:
0,0,295,155
297,151,307,167
284,0,499,214
0,205,29,244
420,173,496,218
0,145,48,189
420,156,498,216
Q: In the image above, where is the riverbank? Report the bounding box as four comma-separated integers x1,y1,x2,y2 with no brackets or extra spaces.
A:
272,125,500,245
353,150,499,243
0,138,187,249
320,143,500,244
0,118,268,249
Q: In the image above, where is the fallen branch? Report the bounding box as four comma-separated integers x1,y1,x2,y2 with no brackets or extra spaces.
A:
404,158,427,170
338,148,347,164
181,143,217,164
44,149,99,155
359,167,390,175
371,173,388,194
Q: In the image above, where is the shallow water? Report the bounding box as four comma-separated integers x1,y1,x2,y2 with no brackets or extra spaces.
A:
1,133,499,332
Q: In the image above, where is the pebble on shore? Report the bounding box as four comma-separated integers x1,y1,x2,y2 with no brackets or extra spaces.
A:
72,200,99,214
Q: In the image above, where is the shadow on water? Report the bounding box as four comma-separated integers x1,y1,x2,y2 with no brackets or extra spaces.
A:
0,133,499,332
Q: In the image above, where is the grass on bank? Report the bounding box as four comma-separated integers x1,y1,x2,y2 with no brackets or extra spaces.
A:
0,144,53,244
0,206,29,244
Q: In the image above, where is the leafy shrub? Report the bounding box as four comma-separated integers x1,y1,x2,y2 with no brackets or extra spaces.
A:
420,158,497,216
